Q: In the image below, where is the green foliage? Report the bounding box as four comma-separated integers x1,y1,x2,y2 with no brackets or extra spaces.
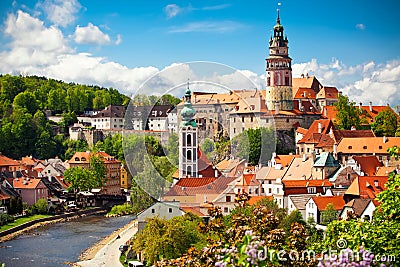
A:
132,213,205,264
371,107,398,137
8,197,23,215
334,94,365,130
232,127,275,165
278,209,306,234
166,133,179,166
107,203,134,216
0,213,14,226
89,154,107,185
320,203,338,225
131,93,180,106
94,134,124,161
201,138,215,160
35,198,49,214
64,161,103,192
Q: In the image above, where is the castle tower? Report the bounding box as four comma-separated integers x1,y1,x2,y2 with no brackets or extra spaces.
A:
265,10,293,111
178,83,198,178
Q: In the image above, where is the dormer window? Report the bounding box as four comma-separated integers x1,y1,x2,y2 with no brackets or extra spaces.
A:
379,146,383,149
348,146,352,149
363,146,367,149
75,157,80,161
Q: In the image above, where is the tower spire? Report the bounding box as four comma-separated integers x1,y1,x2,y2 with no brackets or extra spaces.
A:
277,2,281,24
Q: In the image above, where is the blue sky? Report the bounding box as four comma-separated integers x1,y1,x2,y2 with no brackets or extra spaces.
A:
0,0,400,105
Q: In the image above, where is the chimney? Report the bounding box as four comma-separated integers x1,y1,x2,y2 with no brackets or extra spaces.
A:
369,101,373,112
306,73,309,78
374,180,379,188
302,154,307,162
351,126,356,131
214,169,218,178
359,102,362,110
301,74,304,78
383,136,388,143
324,107,327,117
318,122,322,133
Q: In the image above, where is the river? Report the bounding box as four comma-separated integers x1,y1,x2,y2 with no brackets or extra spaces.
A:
0,215,134,267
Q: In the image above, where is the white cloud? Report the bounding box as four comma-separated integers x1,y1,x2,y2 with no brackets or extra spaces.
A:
356,23,365,30
38,0,81,27
74,23,111,45
115,34,122,45
168,20,245,33
164,4,182,18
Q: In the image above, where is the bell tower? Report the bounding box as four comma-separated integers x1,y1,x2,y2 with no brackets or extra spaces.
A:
178,82,198,178
265,9,293,111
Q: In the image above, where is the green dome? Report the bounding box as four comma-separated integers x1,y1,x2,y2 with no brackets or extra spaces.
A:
180,85,197,127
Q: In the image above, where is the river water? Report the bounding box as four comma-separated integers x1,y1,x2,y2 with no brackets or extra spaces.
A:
0,215,134,267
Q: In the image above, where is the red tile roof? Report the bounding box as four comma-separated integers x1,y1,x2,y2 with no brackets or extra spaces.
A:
337,137,400,154
176,177,217,187
68,151,120,164
352,156,383,176
197,148,221,178
298,119,334,144
283,179,333,188
312,195,345,211
317,87,339,99
12,178,43,189
274,155,295,167
180,206,206,217
247,196,273,206
345,176,388,199
0,154,20,167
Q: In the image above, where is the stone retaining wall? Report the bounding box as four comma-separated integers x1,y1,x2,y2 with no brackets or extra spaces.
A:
0,207,106,238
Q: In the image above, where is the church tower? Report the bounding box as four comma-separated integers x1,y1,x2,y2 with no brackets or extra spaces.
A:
265,10,294,111
178,83,198,178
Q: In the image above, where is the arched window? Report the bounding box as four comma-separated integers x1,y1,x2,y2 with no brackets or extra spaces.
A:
187,134,192,146
187,166,192,177
187,149,192,161
276,73,281,85
267,77,271,86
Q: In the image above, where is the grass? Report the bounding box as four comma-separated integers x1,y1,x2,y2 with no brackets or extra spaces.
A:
0,214,51,232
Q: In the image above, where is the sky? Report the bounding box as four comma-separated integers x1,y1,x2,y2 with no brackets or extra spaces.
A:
0,0,400,106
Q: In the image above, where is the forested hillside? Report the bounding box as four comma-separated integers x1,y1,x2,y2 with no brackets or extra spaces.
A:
0,74,129,159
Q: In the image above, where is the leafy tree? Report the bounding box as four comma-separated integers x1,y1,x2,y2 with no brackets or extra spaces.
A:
334,94,364,130
13,91,39,114
201,138,215,160
89,154,107,186
166,133,179,166
64,167,97,192
320,203,338,225
47,87,67,113
371,107,398,137
35,198,49,214
232,127,275,165
0,74,26,101
279,209,306,234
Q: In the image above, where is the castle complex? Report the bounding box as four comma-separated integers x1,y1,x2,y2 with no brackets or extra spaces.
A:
177,11,339,140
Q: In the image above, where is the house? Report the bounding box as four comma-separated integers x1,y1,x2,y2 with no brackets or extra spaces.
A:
120,164,132,191
346,156,383,176
287,194,313,219
296,119,334,155
312,152,341,179
216,158,247,178
12,177,48,206
282,180,333,210
136,201,184,231
91,105,125,130
306,195,345,224
68,151,122,195
336,136,400,164
343,175,388,203
322,103,398,126
0,153,20,172
339,198,378,221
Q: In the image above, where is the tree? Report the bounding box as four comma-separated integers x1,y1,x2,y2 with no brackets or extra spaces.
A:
320,203,338,225
166,133,179,166
64,167,94,192
35,198,49,214
371,107,398,137
13,91,39,114
89,154,107,186
334,94,364,130
200,138,215,160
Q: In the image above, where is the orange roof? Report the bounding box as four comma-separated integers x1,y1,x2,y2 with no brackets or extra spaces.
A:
197,148,221,178
247,196,273,206
180,206,206,217
352,156,383,176
176,177,217,187
315,134,335,148
283,179,333,188
21,156,39,166
337,137,400,154
274,155,295,167
294,88,317,99
68,151,120,164
298,119,334,144
312,195,345,211
317,87,339,99
13,178,42,189
345,176,388,199
375,166,397,176
0,153,20,167
296,127,308,135
292,75,320,96
0,193,10,201
322,105,397,125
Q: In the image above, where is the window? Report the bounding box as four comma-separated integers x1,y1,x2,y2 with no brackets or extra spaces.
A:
186,166,192,177
169,208,172,213
187,150,192,161
224,207,229,213
233,128,236,134
250,116,254,122
242,116,245,122
286,118,289,123
151,209,155,214
363,146,367,149
307,187,316,194
226,196,231,202
186,134,192,146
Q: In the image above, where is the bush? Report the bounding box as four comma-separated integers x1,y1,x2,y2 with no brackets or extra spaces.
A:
107,203,134,217
0,213,14,226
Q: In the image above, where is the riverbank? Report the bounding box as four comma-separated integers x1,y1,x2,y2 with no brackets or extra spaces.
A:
74,217,138,267
0,208,107,242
